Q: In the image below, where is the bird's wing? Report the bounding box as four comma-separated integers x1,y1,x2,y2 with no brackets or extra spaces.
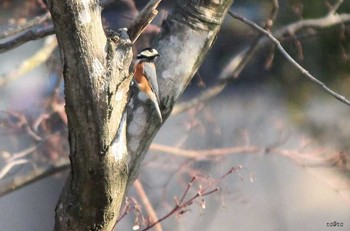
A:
143,62,160,101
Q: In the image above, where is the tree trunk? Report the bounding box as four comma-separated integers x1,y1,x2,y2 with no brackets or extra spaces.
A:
48,1,131,230
127,0,234,184
48,0,233,230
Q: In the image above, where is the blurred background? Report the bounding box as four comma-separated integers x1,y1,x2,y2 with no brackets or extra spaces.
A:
0,0,350,230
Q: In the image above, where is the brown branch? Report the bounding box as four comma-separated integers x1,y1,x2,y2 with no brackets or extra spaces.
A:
140,165,243,231
115,197,134,224
127,0,161,44
0,24,54,54
134,179,163,231
229,10,350,107
151,142,348,173
0,12,51,40
0,159,69,197
0,142,341,198
141,178,219,231
150,143,261,158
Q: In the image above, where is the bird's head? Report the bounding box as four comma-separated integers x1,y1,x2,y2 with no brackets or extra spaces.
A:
137,47,160,61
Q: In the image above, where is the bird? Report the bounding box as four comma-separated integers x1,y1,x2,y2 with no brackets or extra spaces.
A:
133,47,162,122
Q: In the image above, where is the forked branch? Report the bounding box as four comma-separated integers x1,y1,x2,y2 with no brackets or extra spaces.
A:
228,10,350,107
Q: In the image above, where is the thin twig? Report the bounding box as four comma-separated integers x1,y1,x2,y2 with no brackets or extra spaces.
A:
229,10,350,107
221,0,279,79
7,146,37,163
115,198,139,227
0,159,30,180
220,12,350,81
134,179,163,231
151,143,261,158
141,176,220,231
275,13,350,37
269,0,279,27
175,6,350,115
328,0,343,16
179,176,196,203
151,142,344,170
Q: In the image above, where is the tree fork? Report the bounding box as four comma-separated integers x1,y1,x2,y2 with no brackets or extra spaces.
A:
48,0,233,230
127,0,235,185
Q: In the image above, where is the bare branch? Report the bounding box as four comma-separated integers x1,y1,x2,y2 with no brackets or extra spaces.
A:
6,146,37,163
151,142,346,172
220,12,350,81
267,0,279,29
134,179,163,231
140,166,242,231
0,159,30,180
127,0,161,44
172,0,282,115
328,0,344,16
229,10,350,107
151,143,261,159
0,12,51,40
277,13,350,37
0,24,54,54
0,159,69,197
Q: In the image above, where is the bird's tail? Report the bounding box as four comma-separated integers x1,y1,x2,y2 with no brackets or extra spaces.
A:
149,92,163,122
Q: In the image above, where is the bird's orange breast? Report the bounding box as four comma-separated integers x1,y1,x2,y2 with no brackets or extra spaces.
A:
134,62,152,94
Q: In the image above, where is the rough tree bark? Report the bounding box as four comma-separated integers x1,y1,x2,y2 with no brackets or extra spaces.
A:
47,0,234,230
48,1,132,230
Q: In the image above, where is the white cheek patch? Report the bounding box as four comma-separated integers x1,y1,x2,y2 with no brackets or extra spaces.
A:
139,49,158,58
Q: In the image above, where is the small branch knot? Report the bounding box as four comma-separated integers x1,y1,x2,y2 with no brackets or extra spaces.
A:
106,28,132,47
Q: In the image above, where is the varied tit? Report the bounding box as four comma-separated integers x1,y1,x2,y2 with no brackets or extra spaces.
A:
133,47,162,122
